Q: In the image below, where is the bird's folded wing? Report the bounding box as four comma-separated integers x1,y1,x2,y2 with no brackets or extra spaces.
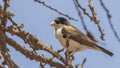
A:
62,25,96,48
62,26,113,56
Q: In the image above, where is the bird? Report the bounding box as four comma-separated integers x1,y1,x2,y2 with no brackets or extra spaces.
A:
50,17,113,57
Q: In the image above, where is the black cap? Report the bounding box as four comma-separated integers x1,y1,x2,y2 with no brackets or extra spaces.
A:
54,17,68,25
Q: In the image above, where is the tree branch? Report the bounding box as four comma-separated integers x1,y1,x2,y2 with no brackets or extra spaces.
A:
6,37,65,68
88,0,105,40
3,25,66,64
34,0,78,21
73,0,97,42
99,0,120,42
0,28,19,68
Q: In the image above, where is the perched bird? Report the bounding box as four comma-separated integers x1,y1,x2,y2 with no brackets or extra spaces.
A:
50,17,113,57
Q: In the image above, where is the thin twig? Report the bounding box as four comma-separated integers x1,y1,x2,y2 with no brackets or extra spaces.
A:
8,17,17,25
73,0,88,32
75,0,92,20
75,0,105,40
80,58,86,68
73,0,97,42
99,0,120,42
75,58,86,68
88,0,105,40
34,0,78,21
57,48,65,53
40,62,45,68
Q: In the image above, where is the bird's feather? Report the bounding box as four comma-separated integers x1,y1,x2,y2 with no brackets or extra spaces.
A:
62,25,113,56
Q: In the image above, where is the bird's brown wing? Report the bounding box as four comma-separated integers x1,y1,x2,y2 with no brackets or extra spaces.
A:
62,25,113,56
62,25,96,48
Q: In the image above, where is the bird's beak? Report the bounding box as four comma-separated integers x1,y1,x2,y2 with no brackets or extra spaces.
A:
50,21,55,26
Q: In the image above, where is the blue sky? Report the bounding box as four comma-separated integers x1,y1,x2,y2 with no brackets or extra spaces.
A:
0,0,120,68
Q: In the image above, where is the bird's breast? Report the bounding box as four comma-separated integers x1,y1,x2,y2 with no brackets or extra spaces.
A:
55,28,87,52
55,27,66,47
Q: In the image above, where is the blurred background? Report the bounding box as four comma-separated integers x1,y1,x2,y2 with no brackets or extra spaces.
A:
0,0,120,68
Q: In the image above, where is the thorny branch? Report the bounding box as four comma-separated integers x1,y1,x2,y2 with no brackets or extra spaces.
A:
34,0,78,21
73,0,88,33
73,0,97,42
3,25,66,64
0,0,19,68
75,0,92,20
1,0,67,67
75,0,105,40
99,0,120,42
0,28,19,68
1,0,9,26
0,0,117,68
6,37,65,68
88,0,105,40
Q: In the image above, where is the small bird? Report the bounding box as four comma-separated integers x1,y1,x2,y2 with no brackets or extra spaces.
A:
50,17,113,57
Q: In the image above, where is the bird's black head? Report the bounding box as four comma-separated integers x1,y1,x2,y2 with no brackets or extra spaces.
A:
54,17,68,25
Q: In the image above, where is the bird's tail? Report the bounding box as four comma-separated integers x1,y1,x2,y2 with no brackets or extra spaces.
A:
94,43,113,57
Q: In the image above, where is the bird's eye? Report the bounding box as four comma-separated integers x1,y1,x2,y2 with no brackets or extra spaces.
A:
55,20,60,24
